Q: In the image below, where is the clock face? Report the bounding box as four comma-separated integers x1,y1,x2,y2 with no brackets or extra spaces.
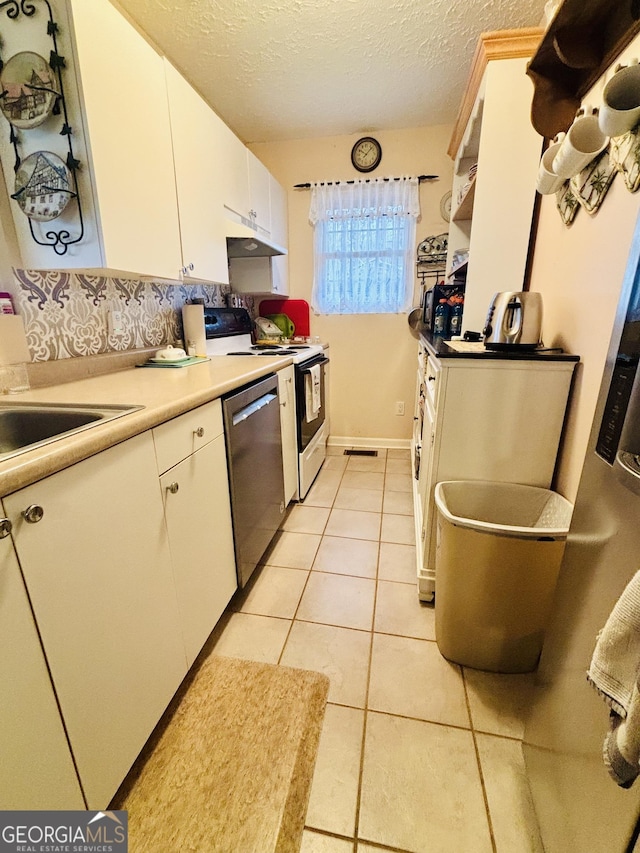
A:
351,137,382,173
440,191,452,222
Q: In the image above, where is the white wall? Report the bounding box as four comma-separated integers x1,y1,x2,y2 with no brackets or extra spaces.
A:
528,36,640,501
250,125,453,444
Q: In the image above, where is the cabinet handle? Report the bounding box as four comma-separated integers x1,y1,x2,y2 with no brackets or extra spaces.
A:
194,426,205,438
22,505,44,524
167,482,179,494
428,376,436,382
0,518,12,538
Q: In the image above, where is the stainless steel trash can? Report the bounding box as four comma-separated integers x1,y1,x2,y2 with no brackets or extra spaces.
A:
434,480,573,673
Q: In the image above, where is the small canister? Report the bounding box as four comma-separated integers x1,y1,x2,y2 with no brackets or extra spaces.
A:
0,292,15,314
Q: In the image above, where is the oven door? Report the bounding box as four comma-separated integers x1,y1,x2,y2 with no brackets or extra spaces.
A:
295,355,329,451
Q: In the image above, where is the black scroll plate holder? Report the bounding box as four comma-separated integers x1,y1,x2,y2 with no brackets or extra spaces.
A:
0,0,84,255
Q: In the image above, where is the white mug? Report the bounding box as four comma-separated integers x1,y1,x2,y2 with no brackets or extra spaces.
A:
599,59,640,137
536,134,566,194
552,107,608,179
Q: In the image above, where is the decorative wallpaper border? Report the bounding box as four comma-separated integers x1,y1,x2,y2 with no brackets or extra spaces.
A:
12,269,231,362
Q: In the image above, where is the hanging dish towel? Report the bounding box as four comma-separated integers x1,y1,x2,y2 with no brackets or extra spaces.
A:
587,569,640,787
305,365,321,423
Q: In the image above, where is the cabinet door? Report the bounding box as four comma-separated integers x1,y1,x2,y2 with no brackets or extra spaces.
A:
0,522,84,809
221,130,251,223
269,175,288,249
269,175,289,295
160,435,237,666
164,61,230,285
247,150,271,236
4,432,188,808
68,0,182,278
418,398,436,545
278,366,298,504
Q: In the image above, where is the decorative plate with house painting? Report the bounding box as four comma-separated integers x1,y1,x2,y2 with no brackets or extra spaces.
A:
570,147,617,215
12,151,73,221
0,52,58,130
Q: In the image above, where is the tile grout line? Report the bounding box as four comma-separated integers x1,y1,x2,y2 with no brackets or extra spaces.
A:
461,667,498,853
350,458,384,852
275,452,349,665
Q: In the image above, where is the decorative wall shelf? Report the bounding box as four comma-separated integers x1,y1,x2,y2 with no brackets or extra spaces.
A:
527,0,640,139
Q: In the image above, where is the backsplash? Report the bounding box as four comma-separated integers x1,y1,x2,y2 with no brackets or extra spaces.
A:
11,269,231,362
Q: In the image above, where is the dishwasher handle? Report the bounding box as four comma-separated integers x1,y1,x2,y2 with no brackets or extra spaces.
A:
232,391,278,426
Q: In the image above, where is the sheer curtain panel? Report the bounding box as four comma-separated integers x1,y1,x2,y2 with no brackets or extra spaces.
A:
309,177,420,314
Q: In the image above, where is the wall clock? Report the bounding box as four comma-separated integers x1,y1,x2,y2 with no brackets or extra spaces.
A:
440,190,452,222
351,136,382,173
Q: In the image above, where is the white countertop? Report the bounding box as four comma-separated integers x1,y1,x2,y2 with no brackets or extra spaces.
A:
0,355,292,496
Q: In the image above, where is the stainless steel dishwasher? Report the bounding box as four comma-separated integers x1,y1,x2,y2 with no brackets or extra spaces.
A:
222,373,285,587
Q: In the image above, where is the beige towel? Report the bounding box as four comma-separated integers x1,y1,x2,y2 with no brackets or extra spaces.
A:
305,365,321,423
587,569,640,787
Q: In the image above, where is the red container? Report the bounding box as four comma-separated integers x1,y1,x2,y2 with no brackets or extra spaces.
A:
259,299,310,337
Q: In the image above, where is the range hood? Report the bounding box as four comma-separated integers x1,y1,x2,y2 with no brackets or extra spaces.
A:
226,220,287,259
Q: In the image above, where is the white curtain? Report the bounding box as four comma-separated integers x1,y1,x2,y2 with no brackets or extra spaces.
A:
309,177,420,314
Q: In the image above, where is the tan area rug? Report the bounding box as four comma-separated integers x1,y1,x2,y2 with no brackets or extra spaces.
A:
114,655,329,853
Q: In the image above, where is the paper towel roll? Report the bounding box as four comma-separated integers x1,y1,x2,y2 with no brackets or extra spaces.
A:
0,315,30,365
182,304,206,356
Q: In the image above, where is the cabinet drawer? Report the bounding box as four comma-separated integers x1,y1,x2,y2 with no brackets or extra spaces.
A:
424,356,440,407
153,399,223,474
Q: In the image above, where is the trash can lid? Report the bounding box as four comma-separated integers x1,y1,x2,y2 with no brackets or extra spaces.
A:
434,480,573,540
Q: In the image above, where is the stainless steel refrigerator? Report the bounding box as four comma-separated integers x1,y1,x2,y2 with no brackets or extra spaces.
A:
523,216,640,852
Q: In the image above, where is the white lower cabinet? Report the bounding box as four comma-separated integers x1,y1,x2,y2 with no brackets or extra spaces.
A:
0,525,84,809
278,366,298,504
413,344,576,601
3,431,189,808
153,401,237,666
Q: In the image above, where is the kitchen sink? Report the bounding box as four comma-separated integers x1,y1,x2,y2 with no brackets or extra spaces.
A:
0,402,144,462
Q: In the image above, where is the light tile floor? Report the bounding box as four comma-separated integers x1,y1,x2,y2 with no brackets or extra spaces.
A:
210,447,544,853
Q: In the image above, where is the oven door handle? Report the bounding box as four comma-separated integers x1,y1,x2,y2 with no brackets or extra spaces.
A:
300,357,330,374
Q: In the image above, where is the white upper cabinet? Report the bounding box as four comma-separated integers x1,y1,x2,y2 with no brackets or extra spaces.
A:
221,130,252,226
247,150,272,236
0,0,182,276
164,61,230,285
269,175,289,294
269,173,288,249
0,0,288,282
67,0,182,278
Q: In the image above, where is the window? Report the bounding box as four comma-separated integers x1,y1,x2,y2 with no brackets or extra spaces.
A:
309,177,419,314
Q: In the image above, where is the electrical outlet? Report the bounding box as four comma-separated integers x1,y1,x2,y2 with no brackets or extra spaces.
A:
395,401,405,416
108,310,125,337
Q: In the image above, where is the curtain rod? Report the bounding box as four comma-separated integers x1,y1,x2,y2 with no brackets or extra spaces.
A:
293,175,438,189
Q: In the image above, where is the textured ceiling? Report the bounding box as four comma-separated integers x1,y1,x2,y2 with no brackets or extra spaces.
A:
114,0,547,143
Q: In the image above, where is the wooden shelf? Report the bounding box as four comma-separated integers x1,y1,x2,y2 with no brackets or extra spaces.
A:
447,260,469,280
527,0,640,139
452,176,476,222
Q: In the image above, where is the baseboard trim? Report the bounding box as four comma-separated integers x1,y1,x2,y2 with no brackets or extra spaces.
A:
327,435,411,450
